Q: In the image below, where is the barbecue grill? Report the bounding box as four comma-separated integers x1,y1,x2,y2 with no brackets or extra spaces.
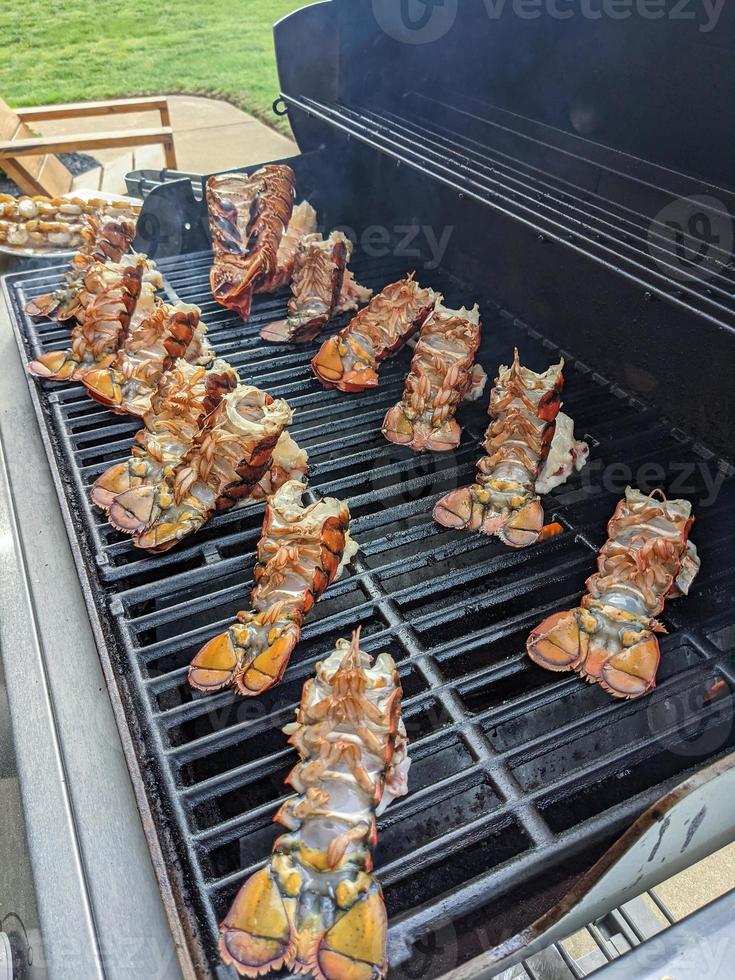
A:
1,2,734,978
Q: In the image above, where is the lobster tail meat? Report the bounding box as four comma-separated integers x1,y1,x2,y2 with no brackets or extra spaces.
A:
434,349,588,547
259,200,319,292
261,231,355,344
527,487,700,699
535,410,590,494
90,359,240,511
207,166,296,319
189,480,357,696
25,215,138,319
382,301,486,452
311,275,438,391
337,266,374,313
82,301,213,416
27,255,159,381
108,385,294,552
218,628,409,980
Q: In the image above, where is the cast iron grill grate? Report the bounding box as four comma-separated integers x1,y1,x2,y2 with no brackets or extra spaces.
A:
4,249,734,978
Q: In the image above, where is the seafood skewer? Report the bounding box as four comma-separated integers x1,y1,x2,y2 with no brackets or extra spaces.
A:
311,275,438,391
527,487,700,699
1,217,87,251
433,350,588,547
82,301,213,416
382,301,486,451
108,386,295,552
1,193,139,224
1,194,139,252
27,255,160,381
25,215,138,319
189,480,357,696
90,359,239,511
207,166,296,319
261,231,351,343
219,629,409,980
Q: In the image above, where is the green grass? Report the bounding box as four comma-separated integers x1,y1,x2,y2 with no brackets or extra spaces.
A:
1,0,310,135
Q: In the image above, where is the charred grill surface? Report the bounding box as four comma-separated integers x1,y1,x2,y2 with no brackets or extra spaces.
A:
5,248,735,979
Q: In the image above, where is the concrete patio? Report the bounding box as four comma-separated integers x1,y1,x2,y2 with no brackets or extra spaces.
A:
36,94,297,194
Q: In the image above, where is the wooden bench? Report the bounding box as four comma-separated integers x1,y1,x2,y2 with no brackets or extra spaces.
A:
0,95,177,196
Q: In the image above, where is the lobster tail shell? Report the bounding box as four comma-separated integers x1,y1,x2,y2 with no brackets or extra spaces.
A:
217,632,406,978
27,348,79,380
207,166,296,320
107,484,158,535
382,302,482,453
24,216,138,321
261,231,357,344
311,276,438,392
527,488,700,699
189,480,356,696
25,292,59,318
527,607,661,699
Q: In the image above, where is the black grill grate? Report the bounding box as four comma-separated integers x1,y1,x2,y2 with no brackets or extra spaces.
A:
5,249,735,978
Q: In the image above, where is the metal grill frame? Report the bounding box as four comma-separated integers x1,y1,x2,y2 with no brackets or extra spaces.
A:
4,248,735,980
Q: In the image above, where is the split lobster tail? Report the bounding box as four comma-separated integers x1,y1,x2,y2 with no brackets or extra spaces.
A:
218,630,408,979
311,276,438,392
207,166,296,320
433,349,580,548
189,606,302,697
526,487,700,699
382,302,484,453
188,480,357,697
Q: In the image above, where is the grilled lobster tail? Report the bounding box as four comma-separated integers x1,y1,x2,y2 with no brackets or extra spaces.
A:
90,359,239,511
25,216,138,319
108,386,294,552
527,487,700,699
382,301,485,451
259,200,319,292
311,275,438,391
434,349,572,547
27,255,158,381
219,629,409,980
82,302,212,416
260,231,351,343
189,480,357,696
207,166,296,319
